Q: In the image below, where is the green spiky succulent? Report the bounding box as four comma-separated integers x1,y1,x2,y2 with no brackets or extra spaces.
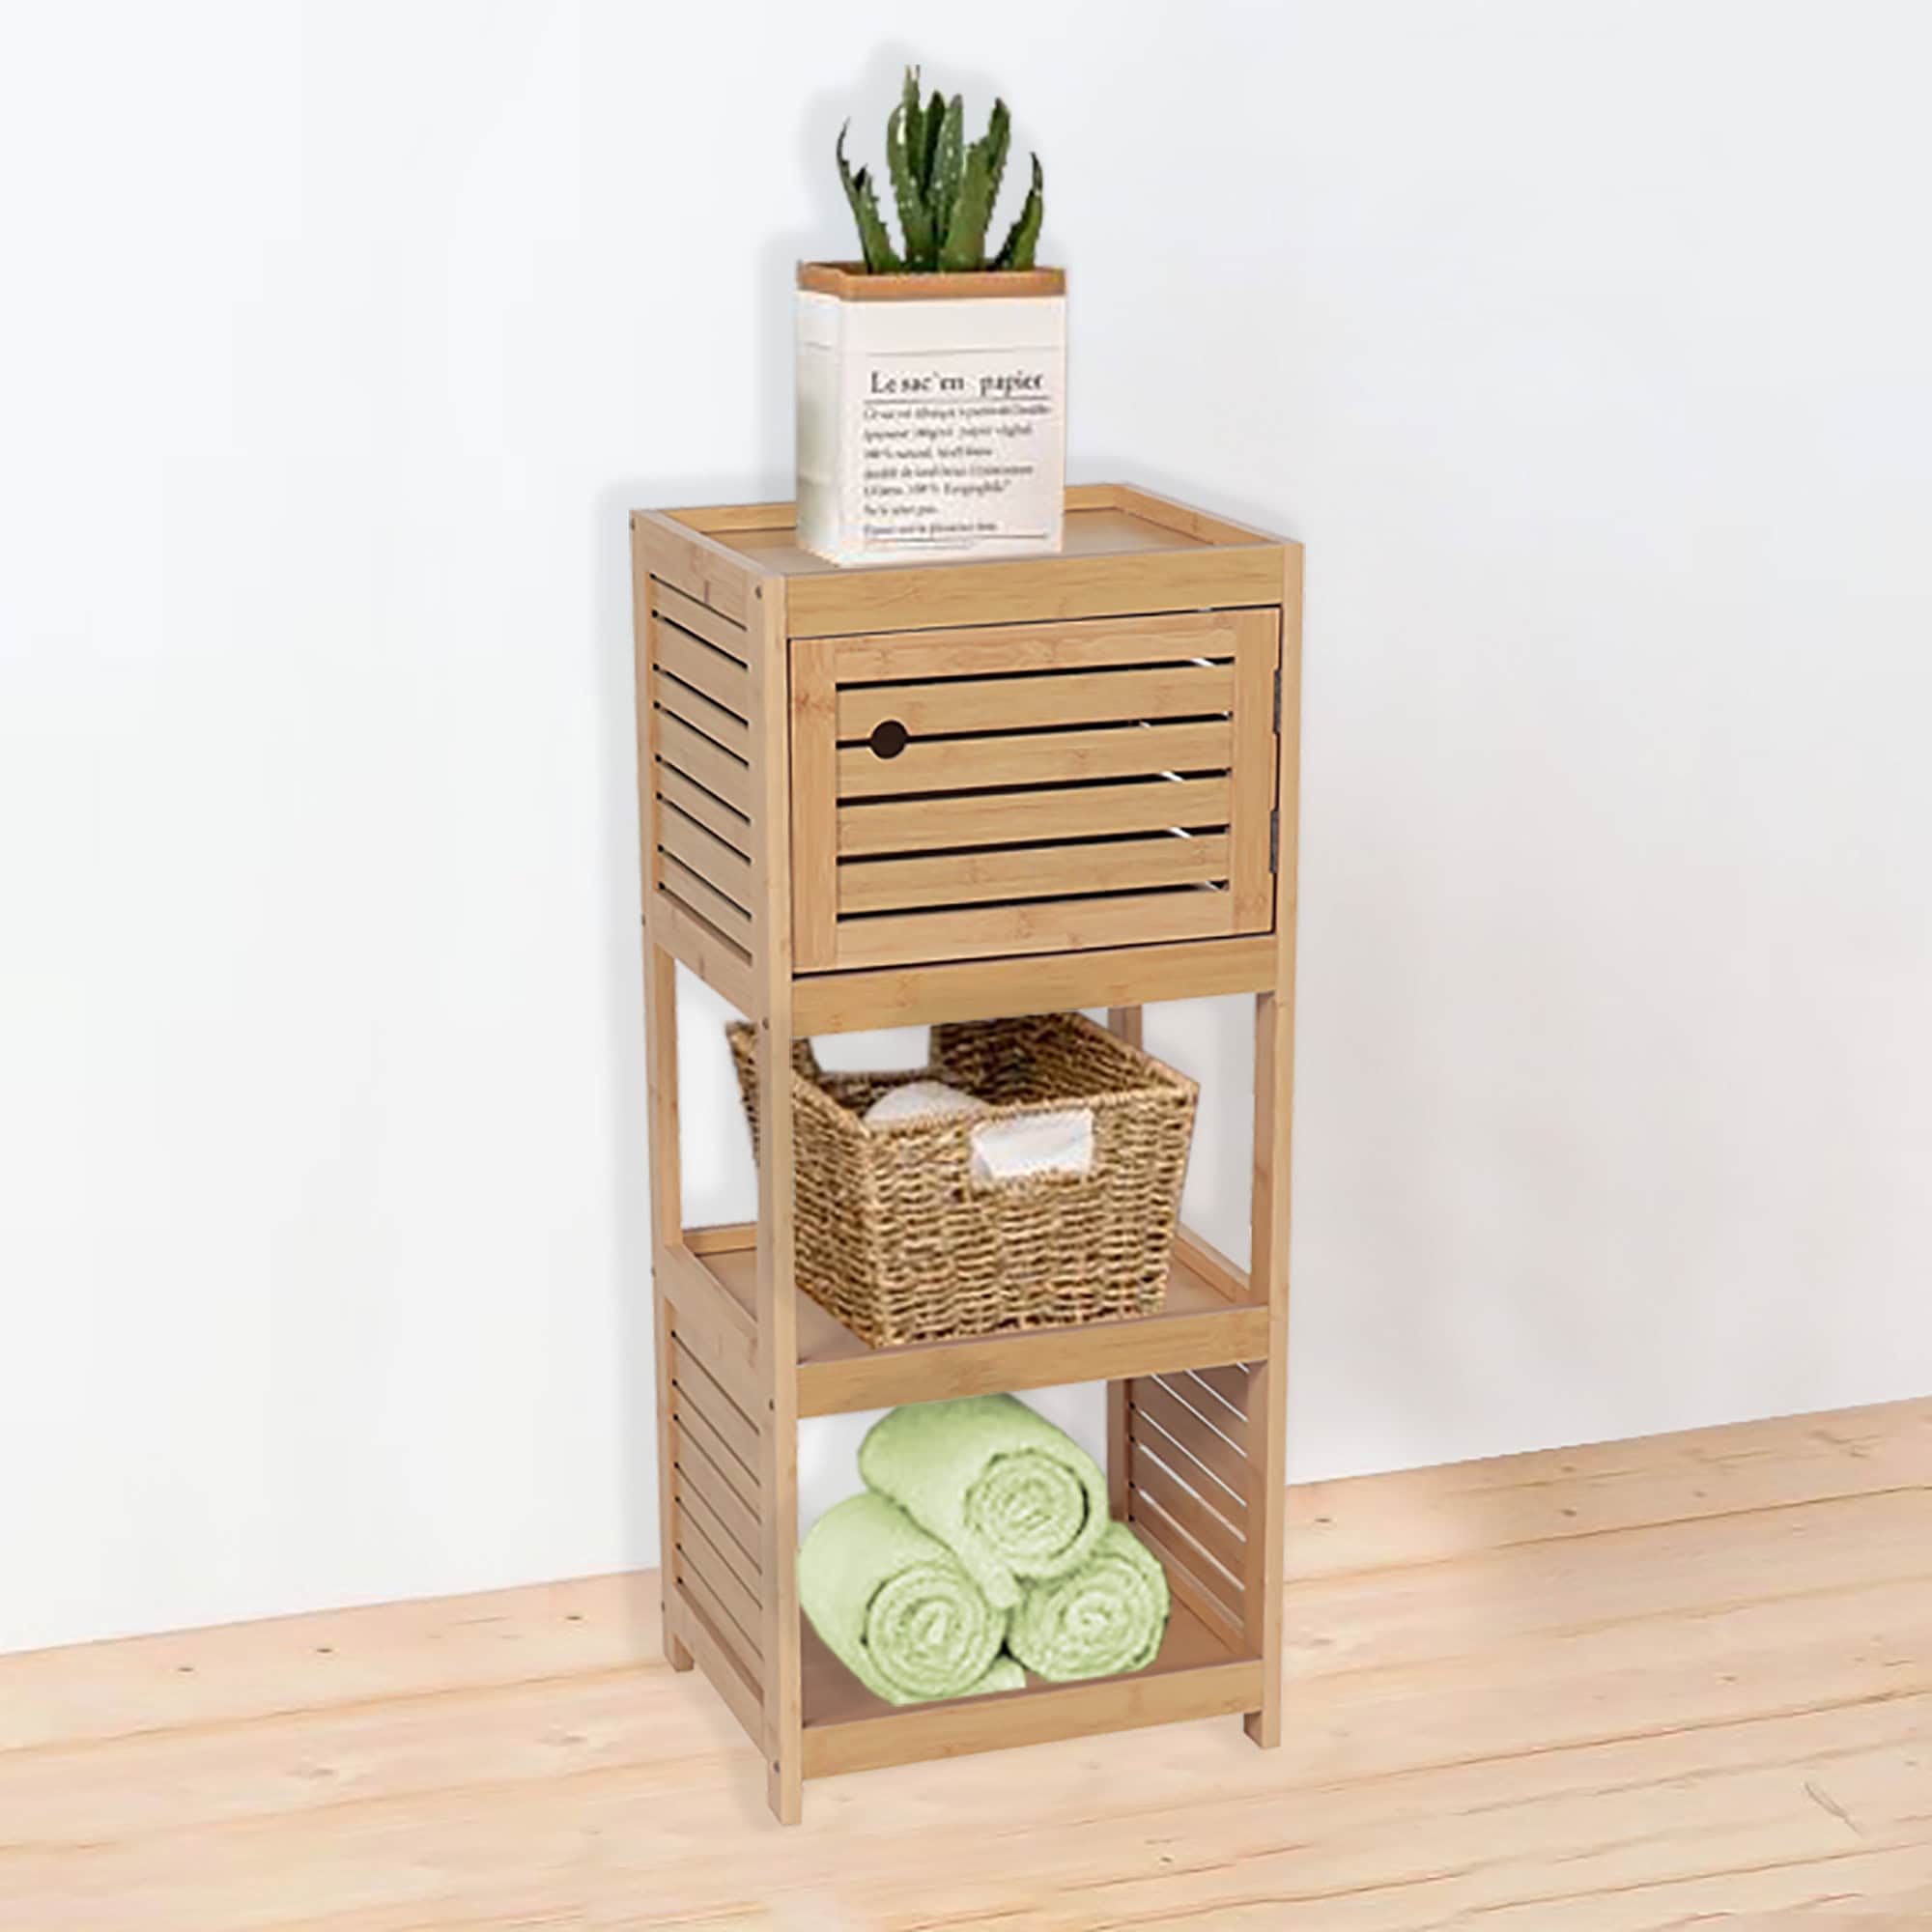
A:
838,67,1044,274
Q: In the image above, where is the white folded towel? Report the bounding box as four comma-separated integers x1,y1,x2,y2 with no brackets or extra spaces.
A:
860,1081,1095,1184
862,1080,988,1126
968,1109,1094,1185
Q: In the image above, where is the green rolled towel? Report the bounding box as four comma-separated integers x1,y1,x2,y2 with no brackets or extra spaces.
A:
1009,1520,1173,1681
798,1492,1025,1705
859,1393,1108,1611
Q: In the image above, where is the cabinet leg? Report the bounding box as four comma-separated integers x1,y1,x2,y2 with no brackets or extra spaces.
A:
766,1746,803,1824
754,1010,803,1825
1105,1011,1145,1524
1244,988,1292,1750
644,943,692,1675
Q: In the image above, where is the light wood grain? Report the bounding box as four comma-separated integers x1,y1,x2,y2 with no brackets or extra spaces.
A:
1130,1435,1249,1576
1108,482,1287,548
725,502,1225,579
832,610,1238,682
641,941,689,1673
675,1537,760,1674
657,805,753,914
672,1440,761,1582
631,510,758,624
661,499,797,535
632,552,663,908
652,576,752,660
787,635,838,971
1174,1225,1253,1302
676,1585,765,1752
1227,605,1280,931
835,661,1236,739
1133,1375,1250,1501
659,852,752,944
670,1343,759,1474
642,892,755,1017
1244,544,1302,1751
654,762,751,854
786,541,1287,637
838,774,1231,856
688,1222,1269,1417
652,621,755,726
656,710,752,816
655,664,752,758
828,883,1236,969
1,1398,1926,1927
675,1515,762,1664
674,1475,758,1600
791,930,1278,1033
836,717,1233,797
749,576,803,1825
838,833,1231,914
1131,1496,1250,1646
1102,1014,1143,1528
1187,1356,1254,1416
655,1238,758,1378
801,1594,1261,1779
668,1391,756,1518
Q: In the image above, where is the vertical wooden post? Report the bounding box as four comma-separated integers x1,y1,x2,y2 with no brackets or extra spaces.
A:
634,526,692,1675
1104,1006,1145,1519
644,941,691,1672
752,578,803,1824
1245,573,1300,1748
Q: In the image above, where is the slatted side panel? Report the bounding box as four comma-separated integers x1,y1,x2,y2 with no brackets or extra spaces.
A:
1121,1364,1259,1652
820,611,1278,970
647,578,759,966
667,1326,766,1699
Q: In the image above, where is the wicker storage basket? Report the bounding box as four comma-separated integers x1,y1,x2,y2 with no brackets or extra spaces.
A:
725,1013,1198,1349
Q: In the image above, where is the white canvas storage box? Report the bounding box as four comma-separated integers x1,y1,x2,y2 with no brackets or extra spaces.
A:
796,263,1066,568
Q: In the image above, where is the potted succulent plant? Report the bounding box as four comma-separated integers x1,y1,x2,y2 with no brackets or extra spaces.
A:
797,67,1065,567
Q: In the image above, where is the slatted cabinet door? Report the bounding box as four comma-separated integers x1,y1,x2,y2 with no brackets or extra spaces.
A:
790,609,1282,970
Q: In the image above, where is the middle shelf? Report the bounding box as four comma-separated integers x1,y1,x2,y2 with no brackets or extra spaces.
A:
666,1221,1269,1417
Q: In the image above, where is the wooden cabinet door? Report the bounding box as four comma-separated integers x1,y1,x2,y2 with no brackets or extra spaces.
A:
789,608,1281,972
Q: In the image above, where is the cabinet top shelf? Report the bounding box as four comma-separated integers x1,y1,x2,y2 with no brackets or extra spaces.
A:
650,483,1288,582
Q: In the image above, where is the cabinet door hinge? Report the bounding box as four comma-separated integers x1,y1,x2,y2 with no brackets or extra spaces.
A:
1269,806,1280,871
1272,665,1283,732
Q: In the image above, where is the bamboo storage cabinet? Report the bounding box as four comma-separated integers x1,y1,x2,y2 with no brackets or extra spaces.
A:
630,483,1302,1823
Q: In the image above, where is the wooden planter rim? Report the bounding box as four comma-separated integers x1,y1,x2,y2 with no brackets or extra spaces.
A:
798,261,1065,301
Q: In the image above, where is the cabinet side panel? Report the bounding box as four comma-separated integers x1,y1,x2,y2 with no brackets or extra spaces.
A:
633,514,767,1015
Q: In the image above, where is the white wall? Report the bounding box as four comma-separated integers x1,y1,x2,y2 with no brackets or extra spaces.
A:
3,0,1929,1654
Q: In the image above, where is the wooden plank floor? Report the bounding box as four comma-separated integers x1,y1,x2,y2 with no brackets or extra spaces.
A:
3,1398,1928,1930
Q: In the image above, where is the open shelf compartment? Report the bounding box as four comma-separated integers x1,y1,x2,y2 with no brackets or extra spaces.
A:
671,1220,1269,1417
799,1529,1262,1778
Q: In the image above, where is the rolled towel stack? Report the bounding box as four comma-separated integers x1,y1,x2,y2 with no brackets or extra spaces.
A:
799,1393,1173,1704
1009,1519,1171,1681
859,1392,1109,1610
797,1491,1025,1705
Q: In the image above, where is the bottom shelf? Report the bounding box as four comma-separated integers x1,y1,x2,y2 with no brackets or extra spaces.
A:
799,1555,1262,1779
